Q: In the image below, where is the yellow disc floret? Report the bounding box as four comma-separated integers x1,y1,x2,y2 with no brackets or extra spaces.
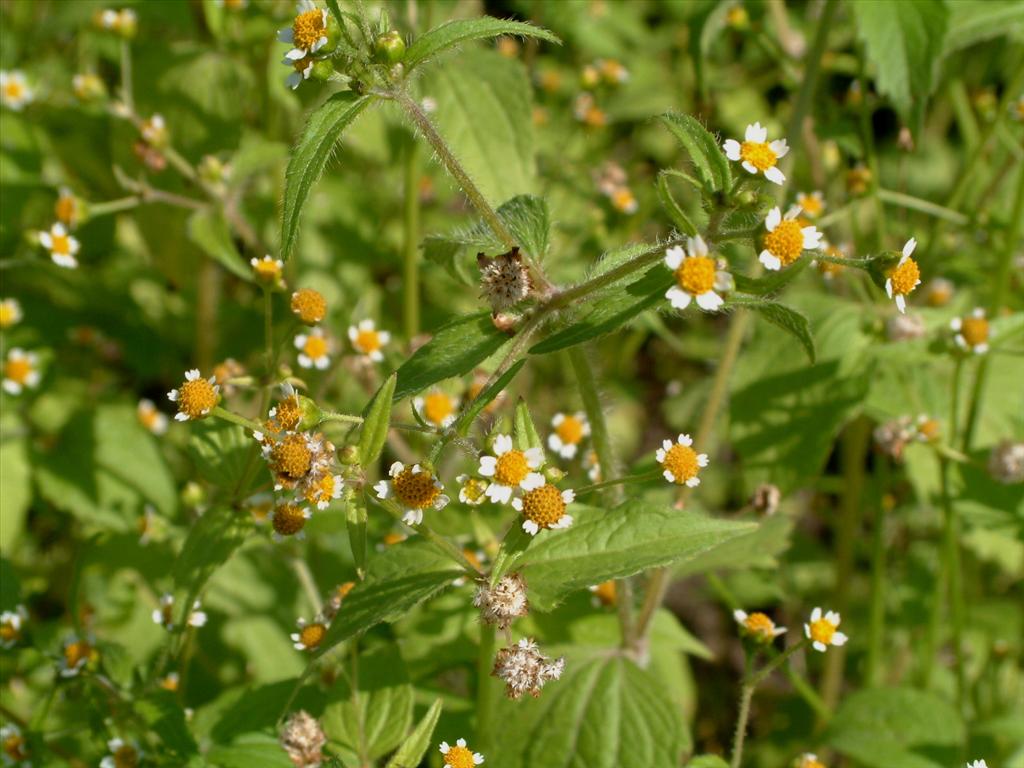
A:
661,443,699,485
555,415,585,445
443,745,476,768
298,622,326,650
305,474,338,506
764,220,804,266
423,392,455,425
303,334,328,359
740,141,778,171
519,484,567,529
291,288,326,325
676,256,716,296
392,467,442,510
4,357,32,385
272,395,303,432
960,315,989,347
64,639,93,670
888,258,920,296
272,503,308,536
292,8,326,51
177,377,219,419
271,433,313,480
744,612,776,638
494,450,530,486
356,328,382,354
808,617,836,646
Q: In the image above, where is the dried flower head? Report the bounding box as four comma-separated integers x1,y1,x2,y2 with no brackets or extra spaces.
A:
473,573,529,628
280,710,327,768
886,312,926,342
478,247,532,312
873,417,914,461
751,483,781,515
492,638,565,699
988,441,1024,485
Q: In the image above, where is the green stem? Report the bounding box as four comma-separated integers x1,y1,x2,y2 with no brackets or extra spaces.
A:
88,196,140,217
211,406,263,433
730,682,754,768
939,457,967,710
402,139,421,339
866,457,890,686
476,623,497,753
119,37,133,112
876,188,968,226
263,287,274,376
572,470,662,496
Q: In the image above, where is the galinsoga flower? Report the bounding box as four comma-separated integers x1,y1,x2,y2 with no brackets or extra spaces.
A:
723,122,789,185
915,414,941,443
39,222,80,268
271,501,312,540
657,433,708,487
885,238,921,313
664,236,728,311
795,754,826,768
279,0,330,61
3,348,40,395
100,738,142,768
291,288,327,325
285,54,315,89
291,617,327,651
734,610,786,643
295,328,331,369
251,254,284,283
0,70,32,111
951,307,989,354
304,473,343,510
804,607,848,652
374,462,449,526
598,58,629,84
0,298,22,328
160,671,180,691
925,277,954,307
167,369,220,421
548,412,590,459
0,605,28,649
886,312,925,342
95,8,137,37
152,594,207,631
348,319,390,362
73,72,106,101
759,206,822,271
492,638,565,699
795,190,825,218
58,634,97,677
0,724,29,763
281,710,327,768
456,474,488,506
513,484,575,535
440,738,485,767
414,390,460,428
137,398,168,435
589,580,617,607
610,187,638,214
478,434,545,504
140,113,168,148
55,187,83,228
474,573,529,629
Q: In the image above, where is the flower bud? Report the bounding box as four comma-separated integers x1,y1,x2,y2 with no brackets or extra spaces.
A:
374,30,406,64
295,395,324,431
181,481,206,508
339,445,361,466
311,59,335,82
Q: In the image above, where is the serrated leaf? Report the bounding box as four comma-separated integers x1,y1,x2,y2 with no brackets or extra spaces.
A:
316,539,463,657
404,17,560,71
359,372,396,465
852,0,948,135
659,111,731,193
729,294,815,363
512,397,543,453
455,358,526,436
656,171,698,236
386,699,443,768
173,507,252,597
491,653,685,768
281,92,373,260
517,501,755,611
393,312,511,401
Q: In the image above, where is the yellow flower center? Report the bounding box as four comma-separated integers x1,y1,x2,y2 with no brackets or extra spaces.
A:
0,622,19,642
583,106,607,127
800,758,826,768
272,503,308,536
744,612,775,638
461,477,487,503
592,580,616,606
809,618,836,646
740,141,777,171
64,639,92,669
298,622,326,649
382,532,406,546
392,467,442,510
138,405,160,431
763,220,804,265
0,304,16,328
611,188,635,212
292,8,326,51
888,258,920,296
291,288,326,324
51,232,72,255
917,419,940,441
3,80,23,100
305,474,338,505
4,358,32,384
356,329,382,353
443,745,476,768
661,443,699,484
336,581,355,600
303,334,328,359
519,484,567,529
2,734,27,760
494,450,530,486
55,195,78,225
272,395,303,432
114,744,139,768
960,316,989,347
555,415,585,445
160,674,179,691
271,434,312,479
253,258,281,281
422,392,455,425
797,195,823,217
177,377,219,419
675,255,716,295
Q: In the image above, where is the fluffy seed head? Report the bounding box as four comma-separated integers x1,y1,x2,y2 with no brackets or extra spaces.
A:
280,710,326,768
478,248,532,311
474,573,529,628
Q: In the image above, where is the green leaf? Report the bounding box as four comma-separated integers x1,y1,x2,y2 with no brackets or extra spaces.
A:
517,501,755,611
385,699,443,768
686,758,730,768
187,209,251,281
827,687,965,768
188,418,255,492
359,372,396,465
316,539,463,657
0,435,30,551
529,265,672,355
393,312,511,401
207,733,294,768
491,653,685,768
281,92,374,260
731,256,809,296
136,691,199,757
656,172,698,236
943,1,1024,56
324,0,345,28
424,49,536,207
455,359,526,436
173,507,252,597
659,111,731,193
512,397,543,453
729,294,816,363
322,646,413,761
423,195,550,283
852,0,949,134
405,17,560,71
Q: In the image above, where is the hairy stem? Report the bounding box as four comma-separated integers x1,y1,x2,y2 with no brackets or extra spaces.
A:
476,623,497,753
866,456,890,686
939,457,967,710
402,139,421,339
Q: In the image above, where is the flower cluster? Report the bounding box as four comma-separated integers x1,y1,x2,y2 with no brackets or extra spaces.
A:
278,0,338,90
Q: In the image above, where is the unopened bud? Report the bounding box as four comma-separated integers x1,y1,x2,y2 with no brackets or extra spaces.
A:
339,445,361,466
374,30,406,64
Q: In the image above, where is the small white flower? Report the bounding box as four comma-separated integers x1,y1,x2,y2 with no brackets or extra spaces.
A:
2,348,41,395
439,738,485,766
0,605,28,649
759,206,822,271
950,307,989,355
884,238,921,314
278,0,330,60
795,190,825,218
547,411,590,459
100,737,143,768
0,724,28,763
290,616,328,651
348,319,390,362
456,474,488,506
0,70,33,111
478,434,545,504
285,54,315,89
374,462,449,527
723,122,789,185
804,607,848,652
38,222,80,268
250,254,284,283
734,609,787,642
512,485,574,535
152,594,206,631
414,390,460,429
295,327,332,370
656,433,708,487
167,368,220,421
664,236,729,311
137,398,169,435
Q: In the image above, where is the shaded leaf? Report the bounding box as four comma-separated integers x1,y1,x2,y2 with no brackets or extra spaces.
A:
385,699,443,768
659,111,731,193
173,507,252,597
187,209,249,281
405,17,560,71
359,372,396,465
729,294,816,363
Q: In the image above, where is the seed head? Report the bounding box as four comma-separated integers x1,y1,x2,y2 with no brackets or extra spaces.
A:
492,638,565,699
478,247,532,312
280,710,326,768
473,573,529,629
989,441,1024,485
